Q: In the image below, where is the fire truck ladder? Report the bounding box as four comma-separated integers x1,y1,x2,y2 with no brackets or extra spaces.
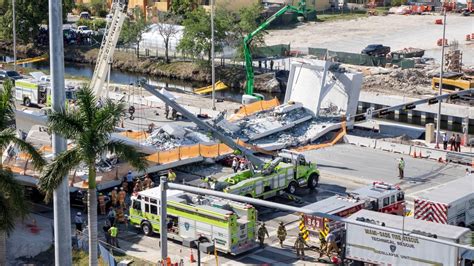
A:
353,89,474,122
90,0,128,97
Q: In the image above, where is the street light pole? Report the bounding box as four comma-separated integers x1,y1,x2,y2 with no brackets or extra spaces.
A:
435,9,447,148
210,0,216,110
12,0,16,71
159,175,168,260
49,0,72,265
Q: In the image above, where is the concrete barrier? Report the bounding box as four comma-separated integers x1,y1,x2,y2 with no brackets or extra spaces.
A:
376,140,412,155
415,146,447,161
345,135,377,148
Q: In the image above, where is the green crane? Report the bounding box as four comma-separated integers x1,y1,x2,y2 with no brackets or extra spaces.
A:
243,0,307,104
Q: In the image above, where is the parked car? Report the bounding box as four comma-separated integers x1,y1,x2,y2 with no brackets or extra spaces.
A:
361,44,391,57
77,25,94,35
0,70,23,83
79,11,91,20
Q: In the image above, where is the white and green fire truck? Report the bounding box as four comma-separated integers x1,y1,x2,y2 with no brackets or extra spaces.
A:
15,79,49,106
210,150,319,199
129,189,258,255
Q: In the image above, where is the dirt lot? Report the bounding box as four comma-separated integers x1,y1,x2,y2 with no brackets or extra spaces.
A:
266,13,474,65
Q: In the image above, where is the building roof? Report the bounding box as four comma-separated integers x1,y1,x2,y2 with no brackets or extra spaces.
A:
415,176,474,204
347,209,470,242
305,195,366,215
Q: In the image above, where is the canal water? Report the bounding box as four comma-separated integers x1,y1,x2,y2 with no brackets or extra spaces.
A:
2,54,470,134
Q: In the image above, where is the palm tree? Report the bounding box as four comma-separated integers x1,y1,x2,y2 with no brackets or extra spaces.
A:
38,87,146,265
0,79,45,265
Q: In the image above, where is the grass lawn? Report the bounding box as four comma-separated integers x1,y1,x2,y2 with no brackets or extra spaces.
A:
73,250,155,266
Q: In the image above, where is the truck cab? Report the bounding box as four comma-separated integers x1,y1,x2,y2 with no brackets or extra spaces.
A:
351,181,405,215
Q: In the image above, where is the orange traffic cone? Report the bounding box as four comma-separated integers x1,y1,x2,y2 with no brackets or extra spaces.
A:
418,150,422,158
412,149,417,158
190,249,196,263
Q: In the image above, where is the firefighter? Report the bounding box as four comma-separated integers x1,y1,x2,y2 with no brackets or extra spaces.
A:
111,187,118,207
167,169,176,183
325,231,338,256
121,180,128,193
277,222,287,247
164,103,169,119
98,193,106,215
171,108,177,120
143,174,153,189
294,232,308,260
116,206,125,224
319,233,327,258
257,223,269,248
118,187,126,208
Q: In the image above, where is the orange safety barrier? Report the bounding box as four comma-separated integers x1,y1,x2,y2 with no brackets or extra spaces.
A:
120,131,149,140
178,145,201,160
229,98,280,121
292,122,347,152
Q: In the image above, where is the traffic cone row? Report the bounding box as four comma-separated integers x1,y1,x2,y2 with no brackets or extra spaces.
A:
412,149,423,159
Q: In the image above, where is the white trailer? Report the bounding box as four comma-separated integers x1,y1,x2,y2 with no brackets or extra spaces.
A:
414,176,474,227
345,209,473,266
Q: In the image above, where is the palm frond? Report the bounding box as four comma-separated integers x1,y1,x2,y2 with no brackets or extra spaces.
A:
75,87,97,128
0,128,45,169
0,79,15,129
95,99,125,135
0,168,28,233
38,148,82,201
47,107,84,139
106,141,148,172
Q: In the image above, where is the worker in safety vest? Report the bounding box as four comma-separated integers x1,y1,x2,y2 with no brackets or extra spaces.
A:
167,169,176,183
257,223,269,247
277,222,287,247
108,224,119,247
294,232,308,260
118,187,126,208
111,187,118,207
98,193,106,215
398,157,405,179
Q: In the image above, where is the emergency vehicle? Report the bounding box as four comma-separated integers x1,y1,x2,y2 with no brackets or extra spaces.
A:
15,79,49,106
345,209,473,266
129,188,258,255
303,181,405,240
414,176,474,227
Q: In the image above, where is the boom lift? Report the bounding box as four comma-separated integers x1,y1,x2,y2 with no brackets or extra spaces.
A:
90,0,128,97
138,79,320,198
242,0,307,104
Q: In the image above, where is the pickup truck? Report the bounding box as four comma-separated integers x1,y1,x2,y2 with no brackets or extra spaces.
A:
361,44,391,57
77,26,94,35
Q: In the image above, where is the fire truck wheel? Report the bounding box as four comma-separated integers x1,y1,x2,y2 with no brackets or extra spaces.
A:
286,181,298,194
24,97,31,107
308,173,319,190
141,222,153,236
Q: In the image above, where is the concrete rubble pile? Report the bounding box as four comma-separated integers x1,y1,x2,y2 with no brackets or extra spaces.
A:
363,68,433,96
145,124,212,151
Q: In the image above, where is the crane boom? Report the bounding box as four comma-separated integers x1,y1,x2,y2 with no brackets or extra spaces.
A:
137,79,265,167
244,0,306,98
90,0,128,97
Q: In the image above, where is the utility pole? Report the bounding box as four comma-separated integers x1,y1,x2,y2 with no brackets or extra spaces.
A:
435,8,447,148
12,0,16,71
49,0,72,265
211,0,216,110
159,175,168,260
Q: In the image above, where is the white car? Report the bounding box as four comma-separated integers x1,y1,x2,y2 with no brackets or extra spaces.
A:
77,25,94,35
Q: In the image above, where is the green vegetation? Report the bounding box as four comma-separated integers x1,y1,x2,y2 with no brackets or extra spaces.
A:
170,0,197,18
120,7,150,58
77,18,107,31
0,79,45,265
38,87,146,265
0,0,74,43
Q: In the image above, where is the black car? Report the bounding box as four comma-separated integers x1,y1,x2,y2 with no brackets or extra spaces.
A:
361,44,391,57
0,70,23,83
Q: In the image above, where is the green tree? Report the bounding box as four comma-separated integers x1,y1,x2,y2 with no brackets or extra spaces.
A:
233,3,264,58
170,0,197,18
90,0,107,17
156,13,180,63
119,7,149,58
0,79,45,265
38,87,146,266
178,7,230,61
0,0,75,43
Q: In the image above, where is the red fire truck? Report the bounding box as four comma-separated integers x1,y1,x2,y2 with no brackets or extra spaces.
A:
303,181,406,240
